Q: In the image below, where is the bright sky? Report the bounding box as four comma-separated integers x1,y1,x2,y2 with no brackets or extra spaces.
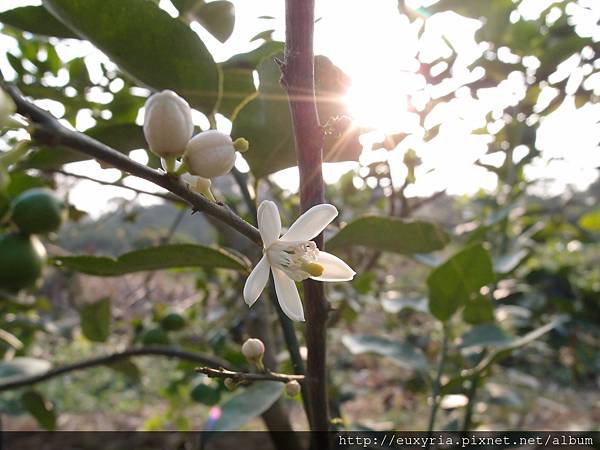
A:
1,0,599,215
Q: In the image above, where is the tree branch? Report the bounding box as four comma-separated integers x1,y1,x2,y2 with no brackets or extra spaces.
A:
0,347,230,393
196,366,304,383
1,82,262,247
283,0,330,442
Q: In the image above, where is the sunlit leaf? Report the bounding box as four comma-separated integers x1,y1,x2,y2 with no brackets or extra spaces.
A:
579,208,600,232
427,244,495,322
43,0,218,112
53,244,251,275
327,216,449,255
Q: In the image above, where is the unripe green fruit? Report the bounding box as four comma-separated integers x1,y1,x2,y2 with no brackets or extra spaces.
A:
11,188,66,235
160,312,186,331
0,233,46,292
141,327,170,346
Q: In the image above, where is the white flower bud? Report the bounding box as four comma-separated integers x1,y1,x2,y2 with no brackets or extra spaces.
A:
0,89,16,128
241,338,265,363
184,130,236,179
285,380,301,397
143,90,193,158
224,377,237,391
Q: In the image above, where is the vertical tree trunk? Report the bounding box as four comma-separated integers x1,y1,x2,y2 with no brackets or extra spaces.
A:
282,1,331,448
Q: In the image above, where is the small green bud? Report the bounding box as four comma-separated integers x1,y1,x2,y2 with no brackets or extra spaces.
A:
224,377,236,391
233,137,249,153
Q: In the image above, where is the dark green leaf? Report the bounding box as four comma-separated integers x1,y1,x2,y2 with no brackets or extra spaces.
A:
53,244,250,276
107,359,141,382
327,216,450,255
190,383,221,406
234,56,362,178
20,123,145,170
0,6,78,38
427,244,495,322
463,294,495,325
21,390,57,430
192,1,235,43
43,0,219,112
210,381,283,431
342,334,428,371
80,297,111,342
218,41,283,119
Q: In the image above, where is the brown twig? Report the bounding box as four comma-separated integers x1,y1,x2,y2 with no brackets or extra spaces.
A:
1,82,262,247
0,347,230,393
196,366,304,383
282,0,330,442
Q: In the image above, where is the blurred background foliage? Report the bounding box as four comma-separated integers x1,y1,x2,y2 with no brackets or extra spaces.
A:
0,0,599,433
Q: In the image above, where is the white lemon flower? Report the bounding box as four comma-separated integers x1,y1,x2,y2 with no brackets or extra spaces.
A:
243,200,355,322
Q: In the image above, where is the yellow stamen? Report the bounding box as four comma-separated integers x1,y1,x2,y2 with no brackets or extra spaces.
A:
303,262,324,277
233,137,250,152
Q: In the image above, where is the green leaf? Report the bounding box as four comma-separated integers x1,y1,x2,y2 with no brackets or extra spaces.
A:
579,208,600,232
107,360,141,382
0,6,78,38
21,390,57,430
463,294,495,325
192,1,235,43
43,0,218,113
234,56,362,178
20,123,145,170
327,216,450,255
342,334,428,371
190,383,221,406
427,244,495,322
218,41,284,119
53,244,250,276
0,358,51,383
210,381,283,431
457,324,512,351
80,297,111,343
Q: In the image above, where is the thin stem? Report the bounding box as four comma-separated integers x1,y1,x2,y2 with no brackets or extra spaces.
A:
283,0,330,442
427,324,449,434
196,366,304,383
48,169,182,204
1,82,262,247
462,373,479,431
0,347,230,393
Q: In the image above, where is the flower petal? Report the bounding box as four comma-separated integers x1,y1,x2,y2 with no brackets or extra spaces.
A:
272,267,305,322
243,255,270,307
281,204,338,242
257,200,281,247
311,251,356,282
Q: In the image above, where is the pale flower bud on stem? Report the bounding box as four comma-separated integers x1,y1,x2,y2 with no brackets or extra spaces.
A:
241,338,265,371
285,380,301,397
143,90,193,160
184,130,236,179
224,377,237,391
233,137,249,153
